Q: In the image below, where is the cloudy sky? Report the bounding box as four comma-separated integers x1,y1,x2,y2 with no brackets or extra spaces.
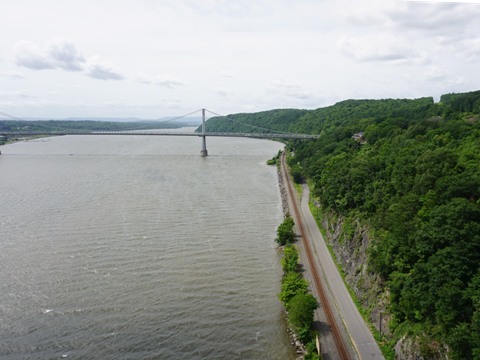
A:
1,0,480,119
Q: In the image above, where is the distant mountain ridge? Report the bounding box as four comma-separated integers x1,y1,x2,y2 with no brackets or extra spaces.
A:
0,116,202,124
0,118,199,138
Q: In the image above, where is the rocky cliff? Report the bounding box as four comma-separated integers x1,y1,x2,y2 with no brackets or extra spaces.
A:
319,211,448,359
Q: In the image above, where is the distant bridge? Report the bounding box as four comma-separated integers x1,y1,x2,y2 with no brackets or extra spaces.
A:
0,130,318,140
0,108,319,156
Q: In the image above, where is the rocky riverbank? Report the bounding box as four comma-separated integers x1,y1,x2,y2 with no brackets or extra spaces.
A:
276,160,290,216
274,153,315,360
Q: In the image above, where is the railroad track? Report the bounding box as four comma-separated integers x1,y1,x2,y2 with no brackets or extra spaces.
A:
281,152,351,360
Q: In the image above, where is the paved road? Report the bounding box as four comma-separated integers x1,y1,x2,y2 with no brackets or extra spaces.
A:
299,184,384,359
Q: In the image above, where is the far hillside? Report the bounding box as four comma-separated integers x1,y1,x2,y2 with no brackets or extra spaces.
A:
0,119,195,145
0,119,194,133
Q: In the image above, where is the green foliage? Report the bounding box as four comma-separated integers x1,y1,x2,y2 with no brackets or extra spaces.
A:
278,241,319,348
281,245,299,273
293,92,480,357
266,158,277,165
279,272,308,305
267,150,282,165
276,216,295,246
290,164,304,184
207,89,480,356
200,109,308,134
440,90,480,114
448,271,480,359
286,293,318,341
304,339,321,360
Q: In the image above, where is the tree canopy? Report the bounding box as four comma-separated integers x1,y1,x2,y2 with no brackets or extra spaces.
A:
207,90,480,358
276,216,295,246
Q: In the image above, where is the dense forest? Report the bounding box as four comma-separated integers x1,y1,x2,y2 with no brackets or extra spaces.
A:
204,91,480,358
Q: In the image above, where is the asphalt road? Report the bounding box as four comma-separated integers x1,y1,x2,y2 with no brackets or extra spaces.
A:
299,184,384,359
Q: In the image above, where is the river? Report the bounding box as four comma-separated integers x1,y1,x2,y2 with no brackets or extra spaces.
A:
0,132,296,359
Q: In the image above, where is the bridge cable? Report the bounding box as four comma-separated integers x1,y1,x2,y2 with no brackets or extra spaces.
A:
204,109,295,135
0,111,24,121
154,109,204,124
0,109,203,124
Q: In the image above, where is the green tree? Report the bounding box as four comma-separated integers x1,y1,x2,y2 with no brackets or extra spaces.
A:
281,245,298,273
276,216,295,245
291,164,304,184
286,293,318,342
204,90,480,354
279,272,308,305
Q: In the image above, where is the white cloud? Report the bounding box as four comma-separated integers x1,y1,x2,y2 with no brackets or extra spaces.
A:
139,74,184,88
14,40,55,70
0,71,25,79
219,70,234,78
1,0,480,118
425,66,448,81
14,38,84,72
215,87,233,97
13,38,124,80
408,0,480,3
337,35,426,64
346,1,480,38
47,37,84,71
341,1,480,67
0,90,42,106
268,80,316,101
392,2,480,35
271,80,303,90
457,38,480,61
86,56,124,80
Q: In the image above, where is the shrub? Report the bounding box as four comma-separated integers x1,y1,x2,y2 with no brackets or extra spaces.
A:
281,245,298,273
276,216,295,245
287,293,318,337
279,272,308,305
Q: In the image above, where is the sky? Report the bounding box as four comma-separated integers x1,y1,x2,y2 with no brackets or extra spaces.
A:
1,0,480,119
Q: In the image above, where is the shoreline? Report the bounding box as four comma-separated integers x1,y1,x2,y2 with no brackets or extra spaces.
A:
276,154,290,217
276,150,355,359
274,151,310,359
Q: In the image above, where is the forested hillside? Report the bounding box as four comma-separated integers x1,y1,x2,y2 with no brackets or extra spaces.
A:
203,109,308,133
206,91,480,359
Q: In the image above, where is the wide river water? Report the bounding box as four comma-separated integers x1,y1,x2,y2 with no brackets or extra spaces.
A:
0,132,296,359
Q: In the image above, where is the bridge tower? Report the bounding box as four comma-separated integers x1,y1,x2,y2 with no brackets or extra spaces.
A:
200,108,208,156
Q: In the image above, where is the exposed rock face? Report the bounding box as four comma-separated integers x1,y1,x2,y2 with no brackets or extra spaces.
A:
394,336,449,360
395,337,424,360
320,212,390,336
319,211,450,360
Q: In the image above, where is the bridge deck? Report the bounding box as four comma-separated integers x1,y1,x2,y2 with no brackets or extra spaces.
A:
0,131,319,140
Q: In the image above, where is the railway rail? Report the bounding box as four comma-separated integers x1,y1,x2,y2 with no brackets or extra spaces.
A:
281,151,351,360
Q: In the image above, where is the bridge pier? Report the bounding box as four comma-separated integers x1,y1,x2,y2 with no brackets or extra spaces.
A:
200,108,208,156
201,135,208,156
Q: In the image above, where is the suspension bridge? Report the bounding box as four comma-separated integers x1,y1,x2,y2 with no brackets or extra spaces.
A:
0,108,319,156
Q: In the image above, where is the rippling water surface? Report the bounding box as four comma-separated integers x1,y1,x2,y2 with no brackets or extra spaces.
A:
0,133,295,359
